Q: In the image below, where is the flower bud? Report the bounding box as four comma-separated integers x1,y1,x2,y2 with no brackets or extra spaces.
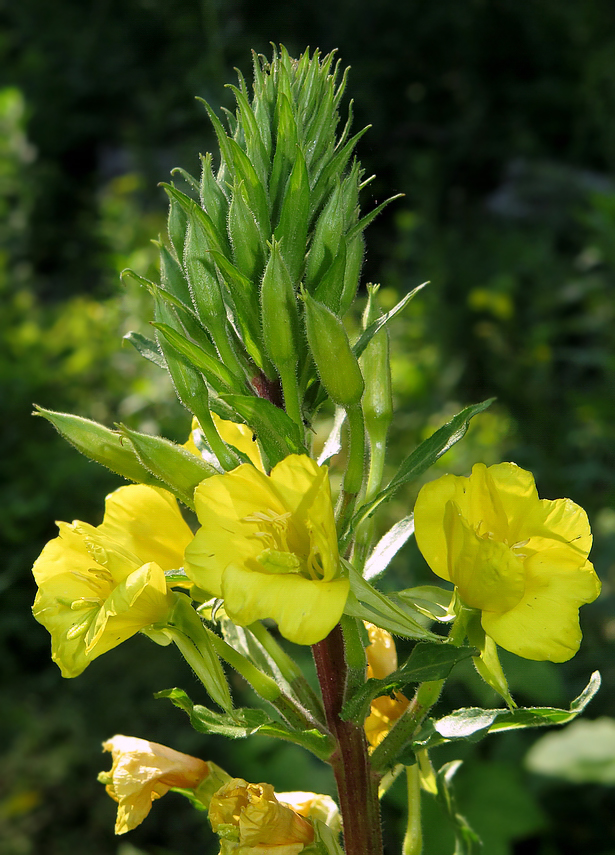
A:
302,288,364,407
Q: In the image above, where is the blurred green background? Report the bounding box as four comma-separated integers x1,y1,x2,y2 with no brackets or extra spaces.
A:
2,1,615,853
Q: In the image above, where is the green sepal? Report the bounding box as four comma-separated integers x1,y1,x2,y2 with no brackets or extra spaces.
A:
156,687,334,760
199,153,229,243
157,241,193,307
34,406,166,487
208,249,268,373
339,231,365,316
305,179,343,294
123,331,165,369
344,564,441,641
151,321,243,394
228,178,266,282
350,397,496,531
313,236,347,313
167,193,188,262
345,192,404,244
341,642,477,725
270,92,299,222
466,611,516,709
170,166,200,194
226,135,271,239
412,671,601,751
261,238,301,371
218,394,308,467
274,145,310,283
117,424,216,509
226,85,269,189
310,126,370,220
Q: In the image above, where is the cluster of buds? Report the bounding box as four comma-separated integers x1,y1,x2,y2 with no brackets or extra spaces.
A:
125,46,397,476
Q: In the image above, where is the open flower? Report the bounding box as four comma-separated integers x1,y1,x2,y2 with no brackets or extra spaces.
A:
363,623,409,749
32,484,194,677
100,734,228,834
209,778,315,855
184,455,349,645
414,462,601,662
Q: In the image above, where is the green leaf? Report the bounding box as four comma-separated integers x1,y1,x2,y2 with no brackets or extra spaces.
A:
123,331,166,369
34,406,165,487
345,564,441,641
363,514,415,581
351,398,496,530
413,671,601,750
117,424,216,508
352,282,428,360
341,643,476,725
394,586,457,623
218,394,308,467
156,687,333,760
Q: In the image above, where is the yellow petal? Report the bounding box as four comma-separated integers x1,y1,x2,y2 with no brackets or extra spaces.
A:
221,564,349,645
268,455,328,518
481,558,601,662
99,485,193,571
413,473,461,581
214,413,265,472
365,623,398,679
444,501,525,613
471,462,537,540
86,562,173,658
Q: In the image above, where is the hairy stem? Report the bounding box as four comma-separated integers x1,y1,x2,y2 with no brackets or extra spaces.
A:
312,624,383,855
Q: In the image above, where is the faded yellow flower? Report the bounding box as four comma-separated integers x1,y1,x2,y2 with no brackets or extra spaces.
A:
209,778,315,855
32,484,193,677
277,791,341,836
364,623,409,749
99,734,228,834
184,455,349,645
414,462,601,662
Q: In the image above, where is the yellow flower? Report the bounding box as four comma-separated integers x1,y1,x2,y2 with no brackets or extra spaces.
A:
363,623,409,749
184,455,349,645
184,414,265,472
32,484,193,677
414,462,601,662
100,734,226,834
209,778,315,855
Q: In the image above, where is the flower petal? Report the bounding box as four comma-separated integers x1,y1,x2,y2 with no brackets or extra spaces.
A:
98,485,194,571
414,473,464,580
481,558,601,662
221,564,349,645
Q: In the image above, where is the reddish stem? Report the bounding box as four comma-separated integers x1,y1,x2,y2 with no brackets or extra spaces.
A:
312,624,383,855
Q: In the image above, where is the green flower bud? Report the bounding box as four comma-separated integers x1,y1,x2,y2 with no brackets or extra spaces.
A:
302,288,364,407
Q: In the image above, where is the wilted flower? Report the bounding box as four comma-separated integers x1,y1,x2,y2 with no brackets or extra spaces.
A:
32,484,193,677
185,455,349,645
414,462,601,662
277,791,341,836
99,734,228,834
209,778,315,855
363,623,409,749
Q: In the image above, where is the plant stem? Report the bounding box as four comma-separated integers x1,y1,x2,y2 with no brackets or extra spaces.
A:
403,763,423,855
312,624,383,855
343,403,365,496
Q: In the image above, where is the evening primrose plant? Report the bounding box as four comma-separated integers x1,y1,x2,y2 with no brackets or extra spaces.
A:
32,47,601,855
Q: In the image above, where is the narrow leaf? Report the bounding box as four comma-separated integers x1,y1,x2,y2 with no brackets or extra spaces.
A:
364,514,415,581
352,282,428,360
219,394,308,466
123,331,165,369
